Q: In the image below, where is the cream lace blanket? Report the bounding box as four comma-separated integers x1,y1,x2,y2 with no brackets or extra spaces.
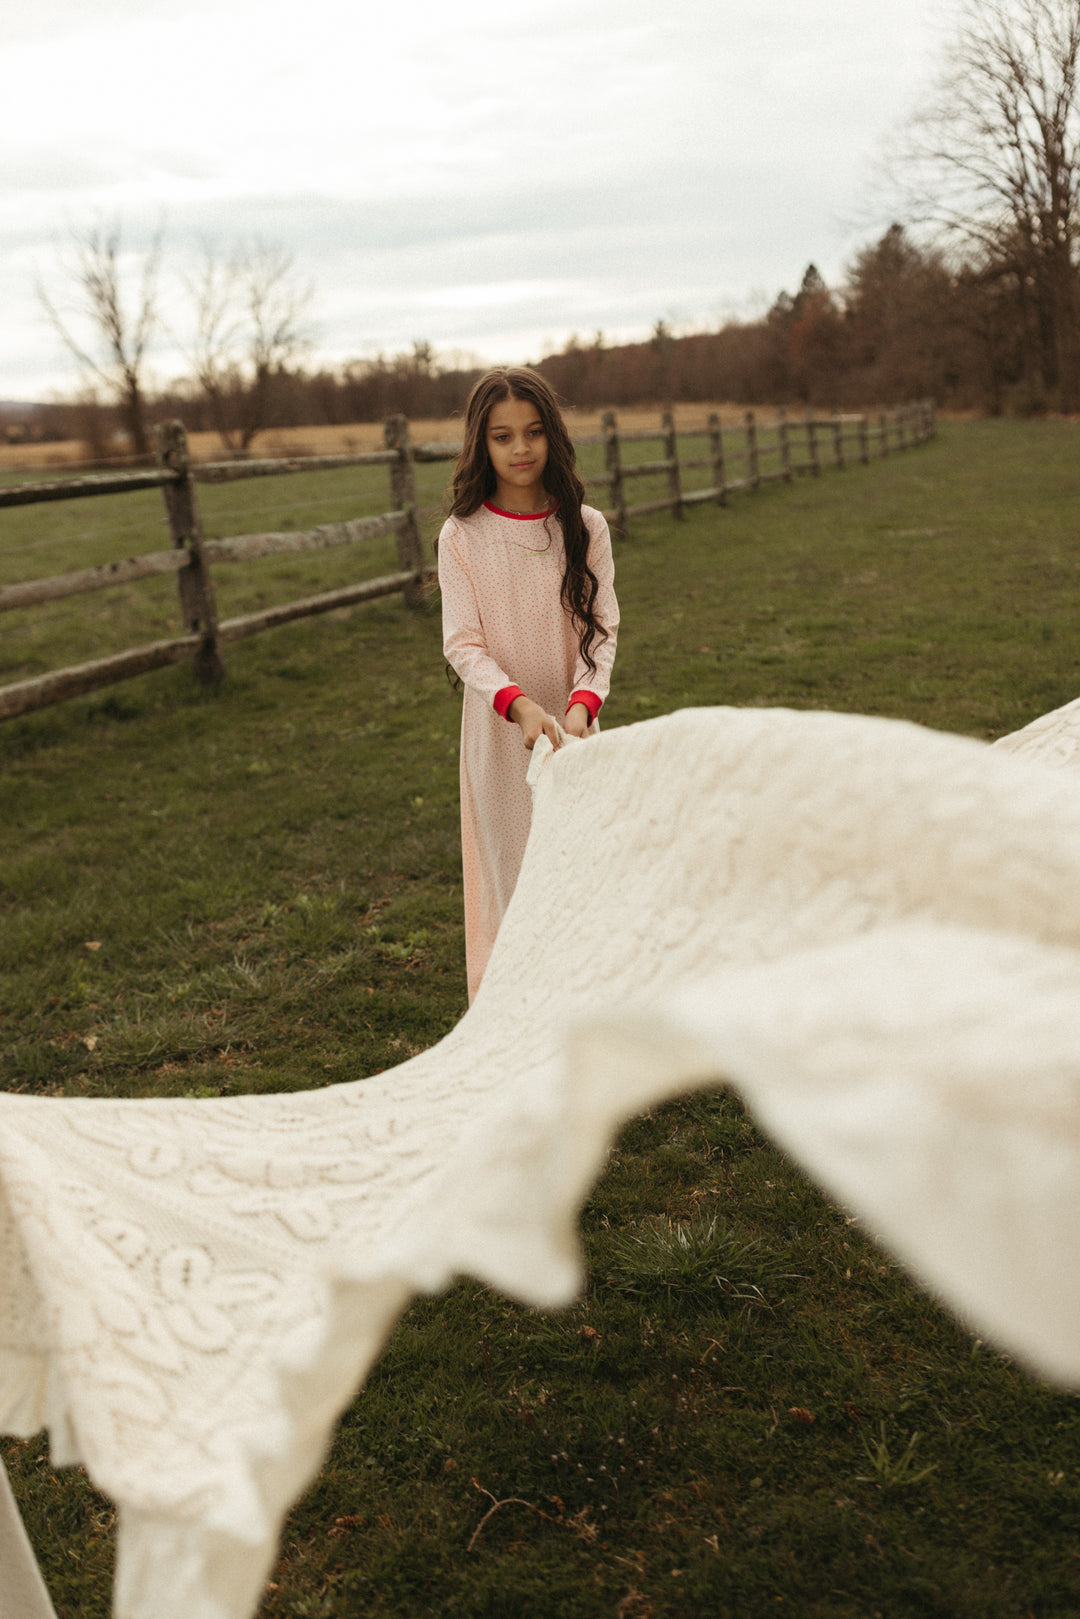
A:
3,701,1080,1619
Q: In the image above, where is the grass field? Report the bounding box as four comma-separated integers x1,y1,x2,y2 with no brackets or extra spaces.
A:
0,403,763,474
2,419,1080,1617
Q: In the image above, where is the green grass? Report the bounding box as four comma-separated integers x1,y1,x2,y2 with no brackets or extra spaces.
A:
3,419,1080,1616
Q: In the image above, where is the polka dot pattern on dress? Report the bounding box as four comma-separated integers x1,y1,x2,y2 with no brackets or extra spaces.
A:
439,503,619,1000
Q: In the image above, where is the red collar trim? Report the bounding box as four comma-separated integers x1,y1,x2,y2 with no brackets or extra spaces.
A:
483,499,556,521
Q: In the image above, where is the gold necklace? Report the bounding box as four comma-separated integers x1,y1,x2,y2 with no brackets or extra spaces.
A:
491,491,552,516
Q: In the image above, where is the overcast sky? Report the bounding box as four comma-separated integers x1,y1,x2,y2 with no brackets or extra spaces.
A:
0,0,956,400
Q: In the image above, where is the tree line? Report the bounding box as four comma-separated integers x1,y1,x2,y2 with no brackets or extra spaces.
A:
9,0,1080,460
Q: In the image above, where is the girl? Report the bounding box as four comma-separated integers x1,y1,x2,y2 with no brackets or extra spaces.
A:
438,367,619,1002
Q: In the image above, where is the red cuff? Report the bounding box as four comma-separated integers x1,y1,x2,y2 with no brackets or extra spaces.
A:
494,684,523,720
566,690,602,723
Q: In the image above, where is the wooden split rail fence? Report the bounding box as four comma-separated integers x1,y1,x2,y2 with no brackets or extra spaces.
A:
586,400,935,529
0,402,935,723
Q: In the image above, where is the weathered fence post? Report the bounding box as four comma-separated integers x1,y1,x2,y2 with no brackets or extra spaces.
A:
805,411,820,476
745,410,760,490
707,411,727,504
154,421,225,685
897,407,908,451
879,410,889,456
603,410,627,535
777,408,793,483
858,413,870,465
384,414,424,607
661,409,684,519
832,413,845,469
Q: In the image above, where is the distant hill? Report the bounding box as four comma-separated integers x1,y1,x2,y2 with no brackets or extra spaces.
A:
0,401,42,417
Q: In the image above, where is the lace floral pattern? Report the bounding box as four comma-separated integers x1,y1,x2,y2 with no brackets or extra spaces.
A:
2,701,1080,1618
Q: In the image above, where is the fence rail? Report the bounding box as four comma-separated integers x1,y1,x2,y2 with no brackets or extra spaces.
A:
0,402,935,723
0,469,180,509
591,402,937,528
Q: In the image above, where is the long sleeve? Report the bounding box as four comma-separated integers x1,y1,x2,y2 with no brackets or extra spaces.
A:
443,501,615,1001
438,518,515,707
571,510,619,702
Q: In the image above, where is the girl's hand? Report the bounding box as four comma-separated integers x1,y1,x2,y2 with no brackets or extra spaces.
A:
508,694,560,751
563,702,591,739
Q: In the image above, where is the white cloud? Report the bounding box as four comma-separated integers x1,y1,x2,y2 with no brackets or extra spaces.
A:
0,0,957,396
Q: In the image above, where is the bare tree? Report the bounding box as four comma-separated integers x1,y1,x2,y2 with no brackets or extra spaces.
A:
38,223,162,458
187,241,313,452
896,0,1080,407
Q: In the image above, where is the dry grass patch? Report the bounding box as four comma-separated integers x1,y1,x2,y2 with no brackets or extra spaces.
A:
1,404,780,474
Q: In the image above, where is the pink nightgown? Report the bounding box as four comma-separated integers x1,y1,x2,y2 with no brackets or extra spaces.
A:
438,500,619,1001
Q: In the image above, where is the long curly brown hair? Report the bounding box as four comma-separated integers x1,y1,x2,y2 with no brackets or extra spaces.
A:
449,367,607,676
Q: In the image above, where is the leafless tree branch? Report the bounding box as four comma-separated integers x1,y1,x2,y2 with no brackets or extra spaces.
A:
892,0,1080,404
37,222,162,458
184,240,314,452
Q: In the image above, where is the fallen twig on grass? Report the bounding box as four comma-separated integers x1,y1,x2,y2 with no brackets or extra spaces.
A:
467,1477,561,1551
